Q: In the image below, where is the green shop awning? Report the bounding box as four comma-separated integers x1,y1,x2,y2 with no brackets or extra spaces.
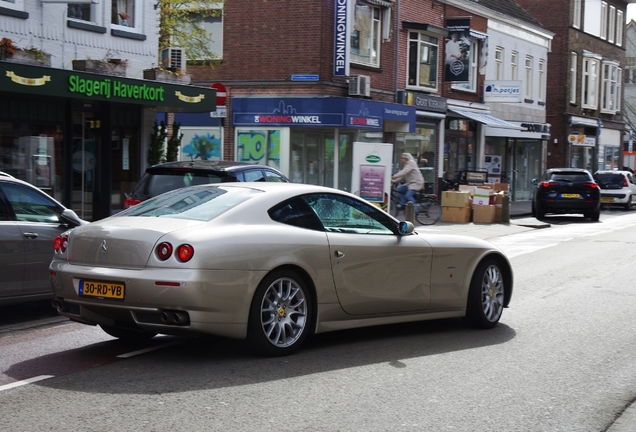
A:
0,61,216,113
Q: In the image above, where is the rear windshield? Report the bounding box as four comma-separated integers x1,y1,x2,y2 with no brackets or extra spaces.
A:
548,172,591,182
118,186,261,221
145,172,228,197
595,173,624,185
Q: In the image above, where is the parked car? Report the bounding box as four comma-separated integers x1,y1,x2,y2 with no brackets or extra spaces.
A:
531,168,600,221
123,160,290,208
50,183,513,356
593,170,636,210
0,176,85,305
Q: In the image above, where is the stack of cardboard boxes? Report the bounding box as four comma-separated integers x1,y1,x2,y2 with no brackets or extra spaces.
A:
441,184,509,223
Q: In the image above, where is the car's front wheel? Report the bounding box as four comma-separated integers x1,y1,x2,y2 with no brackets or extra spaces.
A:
99,325,157,341
463,258,505,329
247,270,312,356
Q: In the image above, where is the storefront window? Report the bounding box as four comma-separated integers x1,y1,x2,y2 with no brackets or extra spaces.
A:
514,140,543,201
603,145,620,170
444,119,476,177
396,124,437,193
571,145,594,170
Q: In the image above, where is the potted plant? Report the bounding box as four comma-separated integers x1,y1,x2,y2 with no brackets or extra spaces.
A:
72,50,127,76
0,38,51,66
143,66,191,84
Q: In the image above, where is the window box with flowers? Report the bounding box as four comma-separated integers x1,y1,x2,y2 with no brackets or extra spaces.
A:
0,38,51,66
143,67,191,84
72,58,127,77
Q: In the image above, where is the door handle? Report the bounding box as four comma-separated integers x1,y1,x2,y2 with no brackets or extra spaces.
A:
334,250,345,258
23,232,39,239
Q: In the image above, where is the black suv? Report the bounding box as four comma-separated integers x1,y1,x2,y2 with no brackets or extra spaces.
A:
124,161,290,208
531,168,600,221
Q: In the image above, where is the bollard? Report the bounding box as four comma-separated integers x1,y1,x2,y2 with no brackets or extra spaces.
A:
502,194,510,224
405,201,415,224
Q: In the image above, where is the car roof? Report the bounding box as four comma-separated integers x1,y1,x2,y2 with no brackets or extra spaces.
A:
547,168,591,173
595,170,631,175
146,160,277,173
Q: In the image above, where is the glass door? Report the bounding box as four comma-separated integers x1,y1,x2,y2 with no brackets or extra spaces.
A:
71,112,100,221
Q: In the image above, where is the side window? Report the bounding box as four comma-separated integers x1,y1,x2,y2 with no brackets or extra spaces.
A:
269,198,324,231
1,183,61,223
244,169,266,182
303,193,394,235
264,170,287,182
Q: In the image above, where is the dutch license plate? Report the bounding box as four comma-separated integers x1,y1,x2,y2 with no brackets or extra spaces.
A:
561,193,580,199
79,280,125,300
600,197,614,203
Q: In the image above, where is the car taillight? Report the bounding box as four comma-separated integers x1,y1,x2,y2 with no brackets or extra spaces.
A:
53,235,68,253
624,177,629,187
541,181,557,188
157,242,173,260
177,244,194,262
123,196,141,208
583,182,598,189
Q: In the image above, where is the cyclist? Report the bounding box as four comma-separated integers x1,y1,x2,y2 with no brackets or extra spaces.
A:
391,153,424,210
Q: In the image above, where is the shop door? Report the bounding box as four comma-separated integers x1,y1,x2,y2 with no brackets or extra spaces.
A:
291,132,325,185
71,112,100,221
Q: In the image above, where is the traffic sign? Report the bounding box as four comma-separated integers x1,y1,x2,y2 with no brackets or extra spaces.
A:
210,82,227,105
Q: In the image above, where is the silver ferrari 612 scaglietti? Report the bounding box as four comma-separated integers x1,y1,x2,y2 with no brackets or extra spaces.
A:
50,183,513,356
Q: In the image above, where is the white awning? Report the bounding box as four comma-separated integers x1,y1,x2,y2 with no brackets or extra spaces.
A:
570,116,599,127
469,30,488,40
367,0,393,7
449,108,524,130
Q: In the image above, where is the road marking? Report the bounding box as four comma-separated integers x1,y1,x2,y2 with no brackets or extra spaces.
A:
0,375,54,392
116,340,182,358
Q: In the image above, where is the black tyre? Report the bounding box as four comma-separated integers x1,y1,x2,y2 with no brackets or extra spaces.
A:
535,203,545,219
415,198,442,225
463,259,505,329
247,270,312,356
625,197,632,211
589,210,600,221
99,325,157,341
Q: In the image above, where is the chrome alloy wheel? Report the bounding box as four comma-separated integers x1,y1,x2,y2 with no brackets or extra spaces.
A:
259,277,308,347
480,264,504,322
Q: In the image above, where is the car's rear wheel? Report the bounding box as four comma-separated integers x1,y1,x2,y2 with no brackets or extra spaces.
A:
247,270,312,356
586,210,600,221
99,325,157,341
625,196,632,210
535,203,545,219
463,258,505,329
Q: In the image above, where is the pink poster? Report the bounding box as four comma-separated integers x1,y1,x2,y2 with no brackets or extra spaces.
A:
359,164,386,202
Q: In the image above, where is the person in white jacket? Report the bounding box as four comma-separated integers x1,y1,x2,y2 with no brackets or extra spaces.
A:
391,153,424,209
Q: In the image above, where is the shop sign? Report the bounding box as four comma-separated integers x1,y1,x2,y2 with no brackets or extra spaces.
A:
483,81,522,103
0,62,217,112
397,91,447,113
568,134,595,147
333,0,351,76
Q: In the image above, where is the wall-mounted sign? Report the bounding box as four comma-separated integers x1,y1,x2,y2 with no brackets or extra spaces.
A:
333,0,350,76
483,81,522,103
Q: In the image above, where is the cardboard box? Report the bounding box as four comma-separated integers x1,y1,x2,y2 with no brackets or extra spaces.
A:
485,183,509,192
495,205,503,223
442,206,471,223
459,185,476,195
472,187,492,206
472,205,496,223
441,191,471,208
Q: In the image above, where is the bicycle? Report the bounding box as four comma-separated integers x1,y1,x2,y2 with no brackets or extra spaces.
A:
389,185,442,225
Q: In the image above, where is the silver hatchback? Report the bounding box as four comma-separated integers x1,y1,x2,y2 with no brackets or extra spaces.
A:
594,170,636,210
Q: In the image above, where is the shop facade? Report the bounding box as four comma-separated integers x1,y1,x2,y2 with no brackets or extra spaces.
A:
229,96,416,194
568,116,624,173
0,61,216,221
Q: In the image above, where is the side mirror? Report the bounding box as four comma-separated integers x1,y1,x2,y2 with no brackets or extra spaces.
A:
398,221,415,235
531,178,538,185
60,209,86,227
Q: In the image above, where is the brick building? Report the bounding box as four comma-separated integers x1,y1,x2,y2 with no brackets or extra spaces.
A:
516,0,633,171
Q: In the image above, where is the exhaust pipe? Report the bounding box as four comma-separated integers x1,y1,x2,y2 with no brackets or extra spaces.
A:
160,311,173,324
171,311,189,325
51,298,67,311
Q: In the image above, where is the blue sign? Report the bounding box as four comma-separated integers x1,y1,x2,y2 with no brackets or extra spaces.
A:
334,0,350,76
231,97,415,131
291,74,319,82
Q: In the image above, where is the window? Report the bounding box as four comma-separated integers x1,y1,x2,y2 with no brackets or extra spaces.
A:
601,61,620,113
525,55,533,99
570,52,578,103
608,6,615,43
2,183,62,224
407,32,439,90
0,0,23,11
573,0,581,28
451,39,478,92
582,54,600,109
350,2,382,67
511,51,518,80
538,59,546,102
67,3,101,24
600,2,607,40
617,10,624,46
495,47,504,80
111,0,139,29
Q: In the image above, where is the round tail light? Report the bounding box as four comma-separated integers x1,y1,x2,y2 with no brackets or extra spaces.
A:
157,242,173,260
54,235,68,253
177,244,194,262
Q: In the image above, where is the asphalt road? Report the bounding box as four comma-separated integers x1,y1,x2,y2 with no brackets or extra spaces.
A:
2,210,636,431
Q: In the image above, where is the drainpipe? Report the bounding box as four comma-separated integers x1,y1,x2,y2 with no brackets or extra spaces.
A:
394,0,400,103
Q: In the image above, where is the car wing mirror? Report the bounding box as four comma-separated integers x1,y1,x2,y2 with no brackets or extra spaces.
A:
60,209,86,227
531,178,538,185
398,221,414,235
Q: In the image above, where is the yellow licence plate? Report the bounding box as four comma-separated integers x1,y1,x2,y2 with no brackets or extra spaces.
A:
79,280,125,300
600,197,614,202
561,193,580,199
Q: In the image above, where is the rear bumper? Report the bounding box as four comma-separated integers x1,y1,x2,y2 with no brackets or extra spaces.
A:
538,199,600,215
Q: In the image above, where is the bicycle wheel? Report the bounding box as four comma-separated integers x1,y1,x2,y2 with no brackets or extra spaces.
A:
415,197,442,225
